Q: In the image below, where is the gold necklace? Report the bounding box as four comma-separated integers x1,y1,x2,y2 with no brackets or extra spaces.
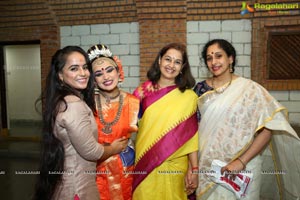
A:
96,93,123,134
99,90,120,104
211,74,233,94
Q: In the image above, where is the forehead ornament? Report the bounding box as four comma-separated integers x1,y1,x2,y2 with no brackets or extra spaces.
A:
87,44,124,83
93,59,105,66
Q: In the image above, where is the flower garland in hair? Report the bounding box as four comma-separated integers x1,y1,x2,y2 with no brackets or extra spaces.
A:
88,47,112,62
113,56,125,83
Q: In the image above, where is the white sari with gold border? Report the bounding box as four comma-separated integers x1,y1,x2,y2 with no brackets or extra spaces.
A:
196,77,300,200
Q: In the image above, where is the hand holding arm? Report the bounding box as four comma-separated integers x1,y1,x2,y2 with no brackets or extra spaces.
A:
99,137,128,162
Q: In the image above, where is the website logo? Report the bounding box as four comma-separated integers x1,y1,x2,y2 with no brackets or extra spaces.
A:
254,2,299,15
240,2,255,15
254,3,299,10
241,2,300,15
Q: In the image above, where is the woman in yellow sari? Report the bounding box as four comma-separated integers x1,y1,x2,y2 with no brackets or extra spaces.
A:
194,39,300,200
133,43,199,200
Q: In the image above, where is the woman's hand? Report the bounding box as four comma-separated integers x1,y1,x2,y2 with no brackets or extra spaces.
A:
221,127,272,180
100,137,128,161
110,137,128,154
186,151,199,195
221,159,245,181
185,167,199,195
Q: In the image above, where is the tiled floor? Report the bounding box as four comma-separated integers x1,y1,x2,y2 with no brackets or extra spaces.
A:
0,157,39,200
0,139,40,200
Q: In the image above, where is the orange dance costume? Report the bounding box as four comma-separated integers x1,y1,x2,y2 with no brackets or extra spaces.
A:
95,92,139,200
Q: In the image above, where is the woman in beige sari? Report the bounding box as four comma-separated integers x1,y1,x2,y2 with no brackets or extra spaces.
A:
194,39,300,200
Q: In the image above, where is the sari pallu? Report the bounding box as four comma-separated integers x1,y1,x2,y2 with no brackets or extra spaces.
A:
196,77,300,200
133,82,198,200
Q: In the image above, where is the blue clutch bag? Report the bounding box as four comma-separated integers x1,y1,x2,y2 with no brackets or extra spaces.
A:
120,145,135,167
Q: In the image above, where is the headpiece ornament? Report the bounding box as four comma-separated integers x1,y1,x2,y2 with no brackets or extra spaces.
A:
87,44,124,82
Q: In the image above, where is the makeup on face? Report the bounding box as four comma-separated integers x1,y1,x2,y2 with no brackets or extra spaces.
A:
161,55,183,68
59,52,90,90
66,63,89,72
94,66,116,77
157,49,184,88
205,44,233,78
206,51,223,62
92,58,117,75
92,58,119,92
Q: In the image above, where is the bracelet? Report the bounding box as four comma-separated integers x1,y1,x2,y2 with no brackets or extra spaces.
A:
237,157,246,169
192,166,199,171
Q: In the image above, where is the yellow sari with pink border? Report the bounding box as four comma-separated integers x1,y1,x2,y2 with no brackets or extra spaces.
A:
196,77,300,200
132,81,199,200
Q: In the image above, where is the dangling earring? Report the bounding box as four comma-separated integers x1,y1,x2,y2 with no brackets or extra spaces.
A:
229,64,233,73
94,87,100,94
118,75,123,88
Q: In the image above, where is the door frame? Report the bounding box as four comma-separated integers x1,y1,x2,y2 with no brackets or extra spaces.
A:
0,40,40,140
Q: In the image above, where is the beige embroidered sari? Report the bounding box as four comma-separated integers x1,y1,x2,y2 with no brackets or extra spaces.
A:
196,77,300,200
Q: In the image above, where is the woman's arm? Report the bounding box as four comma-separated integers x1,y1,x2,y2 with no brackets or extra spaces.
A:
99,137,128,162
188,151,198,169
239,128,272,165
221,128,272,177
185,151,199,195
61,100,127,161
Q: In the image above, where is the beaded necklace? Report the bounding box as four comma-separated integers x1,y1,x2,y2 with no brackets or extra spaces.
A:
96,93,123,134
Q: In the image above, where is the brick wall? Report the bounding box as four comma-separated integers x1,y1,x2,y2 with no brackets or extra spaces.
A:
187,1,250,21
1,2,60,90
252,17,300,90
136,0,188,82
1,0,300,84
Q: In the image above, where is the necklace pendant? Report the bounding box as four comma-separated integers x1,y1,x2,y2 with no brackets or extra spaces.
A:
102,126,112,134
105,97,110,104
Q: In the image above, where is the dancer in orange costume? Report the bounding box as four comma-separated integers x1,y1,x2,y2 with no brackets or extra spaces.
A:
87,44,139,200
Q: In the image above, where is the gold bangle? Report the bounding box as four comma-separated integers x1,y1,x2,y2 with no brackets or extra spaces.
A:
237,157,246,169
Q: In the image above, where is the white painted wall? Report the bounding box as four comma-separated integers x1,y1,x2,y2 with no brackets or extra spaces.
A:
60,21,300,126
187,19,300,126
4,45,41,121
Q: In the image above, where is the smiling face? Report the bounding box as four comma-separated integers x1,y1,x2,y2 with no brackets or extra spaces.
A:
159,48,183,82
58,51,90,90
206,43,233,77
92,57,119,92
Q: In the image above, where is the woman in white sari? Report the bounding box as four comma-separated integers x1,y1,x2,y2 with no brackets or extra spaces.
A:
194,39,300,200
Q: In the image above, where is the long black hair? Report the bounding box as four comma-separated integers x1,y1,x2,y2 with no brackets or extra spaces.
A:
201,39,236,73
147,43,195,92
33,46,96,200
